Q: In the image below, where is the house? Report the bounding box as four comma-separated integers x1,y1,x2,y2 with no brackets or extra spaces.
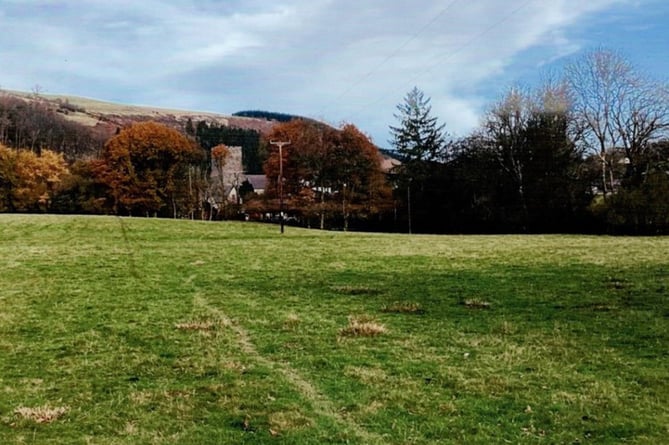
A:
209,146,269,204
244,175,267,195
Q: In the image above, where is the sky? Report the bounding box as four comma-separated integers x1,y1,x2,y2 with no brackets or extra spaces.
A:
0,0,668,148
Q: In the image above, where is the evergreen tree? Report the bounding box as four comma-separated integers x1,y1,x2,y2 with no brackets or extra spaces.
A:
389,87,448,232
389,87,447,165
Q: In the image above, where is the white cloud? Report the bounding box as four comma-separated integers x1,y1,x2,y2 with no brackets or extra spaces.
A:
0,0,651,146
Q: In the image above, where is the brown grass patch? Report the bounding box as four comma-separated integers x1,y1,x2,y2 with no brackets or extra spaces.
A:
129,390,153,405
174,320,219,331
493,320,517,335
222,361,248,373
282,313,301,330
120,421,139,436
14,405,68,423
339,316,387,337
381,301,424,314
462,299,492,309
268,410,313,433
344,366,388,384
332,285,381,296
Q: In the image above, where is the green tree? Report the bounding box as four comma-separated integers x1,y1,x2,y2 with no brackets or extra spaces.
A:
389,87,448,232
389,87,447,165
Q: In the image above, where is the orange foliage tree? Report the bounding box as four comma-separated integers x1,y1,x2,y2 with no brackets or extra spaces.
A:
209,144,230,217
263,120,392,229
0,144,69,212
98,122,204,217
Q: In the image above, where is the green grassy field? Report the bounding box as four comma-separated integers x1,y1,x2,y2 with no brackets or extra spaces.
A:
1,215,668,444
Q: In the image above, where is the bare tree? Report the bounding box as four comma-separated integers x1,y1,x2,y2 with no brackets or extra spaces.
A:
565,49,669,192
482,87,533,228
481,83,577,232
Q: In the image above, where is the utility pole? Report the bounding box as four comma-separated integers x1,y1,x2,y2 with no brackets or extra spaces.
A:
342,182,348,232
270,140,290,234
407,178,412,235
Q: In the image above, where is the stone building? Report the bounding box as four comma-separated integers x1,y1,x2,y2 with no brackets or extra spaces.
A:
210,145,244,203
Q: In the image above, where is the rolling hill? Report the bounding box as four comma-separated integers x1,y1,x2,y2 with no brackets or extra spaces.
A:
2,89,277,138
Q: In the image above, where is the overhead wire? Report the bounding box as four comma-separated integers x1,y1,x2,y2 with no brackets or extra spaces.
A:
316,0,461,118
340,0,537,124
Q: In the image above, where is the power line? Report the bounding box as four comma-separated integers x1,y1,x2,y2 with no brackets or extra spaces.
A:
317,0,461,117
344,0,536,123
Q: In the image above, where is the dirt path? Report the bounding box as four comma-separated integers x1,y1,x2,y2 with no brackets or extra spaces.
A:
193,294,386,444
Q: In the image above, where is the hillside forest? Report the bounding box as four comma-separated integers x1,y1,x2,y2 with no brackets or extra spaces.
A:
1,49,668,234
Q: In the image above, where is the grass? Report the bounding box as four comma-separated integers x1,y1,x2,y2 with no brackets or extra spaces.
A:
0,214,668,444
338,316,387,337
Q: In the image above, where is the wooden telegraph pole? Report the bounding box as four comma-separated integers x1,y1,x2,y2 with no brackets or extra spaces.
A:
270,140,290,234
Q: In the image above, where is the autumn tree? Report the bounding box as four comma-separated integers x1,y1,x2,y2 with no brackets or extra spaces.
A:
335,124,393,230
0,144,16,211
210,144,230,218
98,121,203,217
263,120,391,230
0,144,69,212
264,119,334,228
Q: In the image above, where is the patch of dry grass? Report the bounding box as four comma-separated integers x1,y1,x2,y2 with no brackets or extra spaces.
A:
174,320,220,331
344,366,388,384
332,285,381,296
14,405,68,424
339,315,387,337
282,313,301,331
381,301,424,314
462,298,492,309
268,410,313,433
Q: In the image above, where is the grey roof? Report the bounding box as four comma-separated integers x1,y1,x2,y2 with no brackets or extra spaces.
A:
245,174,267,191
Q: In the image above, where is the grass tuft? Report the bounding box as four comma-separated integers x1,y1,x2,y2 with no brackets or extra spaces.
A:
332,285,381,296
174,320,220,331
14,405,68,424
282,313,301,330
462,298,492,309
381,301,424,314
268,410,313,433
339,315,387,337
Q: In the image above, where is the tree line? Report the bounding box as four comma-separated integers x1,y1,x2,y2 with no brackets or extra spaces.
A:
1,49,667,234
388,50,669,234
0,114,389,226
0,92,106,159
246,119,393,230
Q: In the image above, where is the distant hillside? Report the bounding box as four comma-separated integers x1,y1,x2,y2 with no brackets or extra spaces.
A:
1,90,277,139
1,89,400,171
233,110,303,122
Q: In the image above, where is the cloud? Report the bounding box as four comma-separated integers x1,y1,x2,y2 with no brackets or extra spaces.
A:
0,0,646,146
